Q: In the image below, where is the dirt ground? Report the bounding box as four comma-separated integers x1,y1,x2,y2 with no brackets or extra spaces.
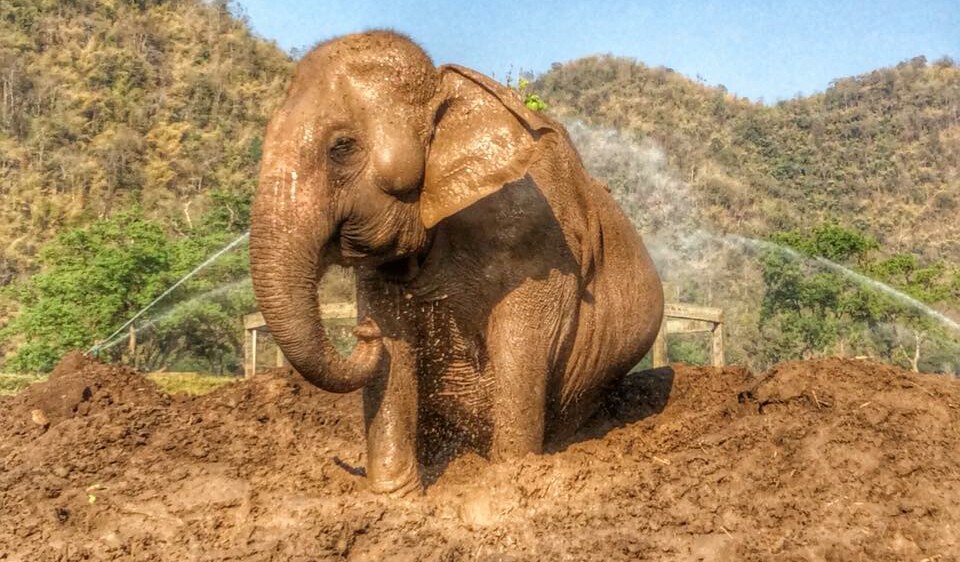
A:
1,353,958,561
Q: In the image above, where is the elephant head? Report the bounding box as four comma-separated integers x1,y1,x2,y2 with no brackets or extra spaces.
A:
249,31,554,393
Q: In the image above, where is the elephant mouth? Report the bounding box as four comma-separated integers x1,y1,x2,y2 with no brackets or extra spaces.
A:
336,224,434,284
338,235,423,270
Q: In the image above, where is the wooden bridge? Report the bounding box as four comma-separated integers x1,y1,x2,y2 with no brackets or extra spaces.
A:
243,301,724,377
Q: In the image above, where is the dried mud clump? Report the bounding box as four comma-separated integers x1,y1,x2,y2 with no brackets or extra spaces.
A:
1,355,958,561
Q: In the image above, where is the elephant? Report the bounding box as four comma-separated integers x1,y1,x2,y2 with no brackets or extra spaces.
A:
249,30,663,495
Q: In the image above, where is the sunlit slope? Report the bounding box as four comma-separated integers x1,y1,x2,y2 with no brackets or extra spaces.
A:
0,0,291,280
536,55,960,261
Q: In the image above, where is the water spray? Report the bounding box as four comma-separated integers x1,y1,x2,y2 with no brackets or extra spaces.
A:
96,276,253,352
568,119,960,342
720,234,960,334
87,232,250,356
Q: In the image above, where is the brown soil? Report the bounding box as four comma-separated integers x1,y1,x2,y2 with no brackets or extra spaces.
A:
2,352,959,561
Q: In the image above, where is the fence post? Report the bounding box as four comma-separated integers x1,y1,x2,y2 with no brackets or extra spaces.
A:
128,325,137,369
249,329,257,378
652,318,668,368
712,323,725,367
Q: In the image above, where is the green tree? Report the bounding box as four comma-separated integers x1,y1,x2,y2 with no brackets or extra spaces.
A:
666,334,710,365
135,285,255,374
761,224,882,361
759,223,960,371
0,209,253,372
1,210,177,371
759,248,843,361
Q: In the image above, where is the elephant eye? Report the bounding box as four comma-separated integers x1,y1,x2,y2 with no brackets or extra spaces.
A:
328,136,358,163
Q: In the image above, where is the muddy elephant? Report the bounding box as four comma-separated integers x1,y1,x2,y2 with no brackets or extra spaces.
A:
249,31,663,494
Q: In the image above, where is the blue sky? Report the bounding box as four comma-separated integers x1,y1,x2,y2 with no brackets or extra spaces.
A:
236,0,959,103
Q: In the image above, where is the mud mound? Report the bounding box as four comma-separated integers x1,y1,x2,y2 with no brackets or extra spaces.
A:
1,357,958,561
4,352,168,430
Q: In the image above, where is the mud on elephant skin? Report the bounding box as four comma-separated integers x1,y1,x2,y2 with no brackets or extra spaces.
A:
249,30,664,494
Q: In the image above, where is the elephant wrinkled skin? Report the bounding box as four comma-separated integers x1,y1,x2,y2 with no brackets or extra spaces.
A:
249,31,663,495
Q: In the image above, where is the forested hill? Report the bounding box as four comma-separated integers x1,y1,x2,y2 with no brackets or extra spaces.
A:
2,0,957,275
0,0,291,283
535,55,960,261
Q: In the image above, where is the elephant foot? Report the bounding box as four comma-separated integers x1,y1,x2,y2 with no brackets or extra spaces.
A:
367,461,422,496
368,472,422,497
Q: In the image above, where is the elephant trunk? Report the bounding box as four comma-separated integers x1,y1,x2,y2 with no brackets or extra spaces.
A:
249,167,383,393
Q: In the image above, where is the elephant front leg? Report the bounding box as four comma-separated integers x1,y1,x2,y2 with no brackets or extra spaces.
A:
486,275,578,461
363,337,421,495
487,333,548,461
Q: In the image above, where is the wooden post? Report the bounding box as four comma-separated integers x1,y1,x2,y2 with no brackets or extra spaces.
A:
243,328,250,377
128,325,137,369
250,329,257,378
243,327,258,378
712,323,725,367
652,317,668,368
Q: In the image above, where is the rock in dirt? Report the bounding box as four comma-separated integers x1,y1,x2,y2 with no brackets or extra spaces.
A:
1,355,958,561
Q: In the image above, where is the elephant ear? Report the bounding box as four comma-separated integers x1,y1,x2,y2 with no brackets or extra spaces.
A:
421,64,555,228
